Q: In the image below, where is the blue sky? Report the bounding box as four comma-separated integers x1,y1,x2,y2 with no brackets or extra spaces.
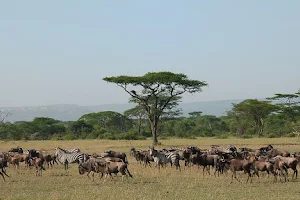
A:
0,1,299,107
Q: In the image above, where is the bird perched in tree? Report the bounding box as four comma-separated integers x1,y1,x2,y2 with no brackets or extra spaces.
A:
131,90,137,95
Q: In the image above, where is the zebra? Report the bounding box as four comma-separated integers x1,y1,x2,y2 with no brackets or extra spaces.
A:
63,148,81,153
164,151,181,171
149,147,169,170
54,147,87,171
210,145,237,155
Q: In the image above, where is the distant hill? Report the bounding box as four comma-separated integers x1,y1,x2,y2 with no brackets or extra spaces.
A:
1,99,243,122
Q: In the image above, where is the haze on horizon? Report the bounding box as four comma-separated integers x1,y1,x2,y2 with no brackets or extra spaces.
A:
1,1,299,108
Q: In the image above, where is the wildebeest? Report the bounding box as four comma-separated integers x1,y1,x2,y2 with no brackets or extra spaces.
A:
272,158,288,182
266,148,290,158
79,158,133,181
229,154,256,183
105,150,128,164
8,155,20,169
14,153,30,168
191,153,218,176
29,157,45,176
251,159,277,182
8,147,23,154
133,150,153,167
104,161,133,181
0,158,9,181
28,149,40,158
258,145,274,155
42,154,58,168
272,155,298,179
78,158,106,181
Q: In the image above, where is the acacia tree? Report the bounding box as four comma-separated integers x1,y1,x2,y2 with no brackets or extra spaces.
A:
231,99,277,135
103,71,207,144
267,90,300,135
188,111,203,119
124,105,147,135
267,92,300,122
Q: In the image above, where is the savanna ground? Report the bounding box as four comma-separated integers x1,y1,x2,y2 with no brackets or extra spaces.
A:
0,137,300,200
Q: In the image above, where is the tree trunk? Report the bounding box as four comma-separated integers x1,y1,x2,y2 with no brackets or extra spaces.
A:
138,119,142,135
150,119,158,145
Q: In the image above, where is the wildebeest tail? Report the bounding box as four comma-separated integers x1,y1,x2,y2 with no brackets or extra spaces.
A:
125,155,129,164
126,167,133,178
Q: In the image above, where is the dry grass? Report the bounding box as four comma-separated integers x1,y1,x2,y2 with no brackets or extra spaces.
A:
1,137,300,200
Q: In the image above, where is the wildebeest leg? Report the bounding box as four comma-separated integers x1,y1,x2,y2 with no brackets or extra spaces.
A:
266,171,270,178
0,172,6,181
272,172,277,183
103,173,109,182
281,169,287,182
40,166,43,176
1,168,9,178
35,166,38,176
231,171,240,184
207,166,211,175
292,168,298,179
87,171,92,180
91,172,95,181
254,170,260,183
214,168,218,177
246,171,252,183
99,172,104,179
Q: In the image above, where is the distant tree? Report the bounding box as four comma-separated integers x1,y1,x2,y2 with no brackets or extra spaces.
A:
124,105,147,135
69,120,93,138
0,110,11,124
79,111,132,133
30,117,66,139
267,92,300,122
231,99,277,135
103,71,207,144
188,111,203,119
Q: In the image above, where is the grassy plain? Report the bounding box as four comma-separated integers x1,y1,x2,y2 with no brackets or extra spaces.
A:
0,137,300,200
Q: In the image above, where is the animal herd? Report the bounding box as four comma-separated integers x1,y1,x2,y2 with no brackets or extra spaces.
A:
0,144,299,184
130,144,300,183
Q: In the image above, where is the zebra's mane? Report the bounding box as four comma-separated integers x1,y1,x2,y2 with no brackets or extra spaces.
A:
56,147,68,153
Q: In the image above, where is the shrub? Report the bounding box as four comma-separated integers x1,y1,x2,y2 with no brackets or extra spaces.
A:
215,133,229,139
98,133,117,140
61,133,77,140
240,134,253,139
287,132,296,137
117,131,146,140
267,133,279,138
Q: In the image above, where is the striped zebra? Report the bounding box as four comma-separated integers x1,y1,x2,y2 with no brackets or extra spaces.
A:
165,151,181,171
63,148,81,153
149,147,169,170
54,147,87,171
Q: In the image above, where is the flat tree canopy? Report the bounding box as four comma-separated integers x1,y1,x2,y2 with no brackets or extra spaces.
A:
103,71,208,144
